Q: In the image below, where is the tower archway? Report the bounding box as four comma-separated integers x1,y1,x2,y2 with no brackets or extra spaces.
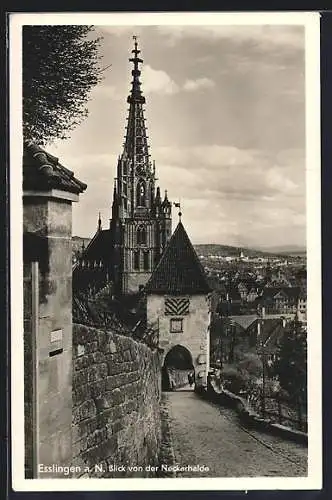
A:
162,344,194,391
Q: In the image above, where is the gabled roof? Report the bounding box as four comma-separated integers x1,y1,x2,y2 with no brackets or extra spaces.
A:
145,221,211,295
23,143,87,194
263,286,300,301
73,229,113,270
231,315,257,331
247,318,285,349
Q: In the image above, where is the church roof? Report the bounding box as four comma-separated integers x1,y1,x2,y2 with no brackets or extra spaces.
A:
145,221,211,295
76,229,112,264
23,143,87,194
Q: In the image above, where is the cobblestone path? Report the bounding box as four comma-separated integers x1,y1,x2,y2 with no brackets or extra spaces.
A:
164,390,308,478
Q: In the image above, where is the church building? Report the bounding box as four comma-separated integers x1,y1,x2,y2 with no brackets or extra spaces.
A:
74,38,172,296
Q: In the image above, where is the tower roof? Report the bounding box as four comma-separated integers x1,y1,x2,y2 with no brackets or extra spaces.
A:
145,222,211,295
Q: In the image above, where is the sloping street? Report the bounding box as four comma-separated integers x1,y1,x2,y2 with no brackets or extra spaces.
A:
164,390,307,478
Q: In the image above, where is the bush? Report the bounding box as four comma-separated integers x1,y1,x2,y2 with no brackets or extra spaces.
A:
238,353,262,378
221,365,249,394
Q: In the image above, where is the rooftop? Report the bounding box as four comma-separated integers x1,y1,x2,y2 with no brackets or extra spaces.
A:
145,221,211,295
23,143,87,195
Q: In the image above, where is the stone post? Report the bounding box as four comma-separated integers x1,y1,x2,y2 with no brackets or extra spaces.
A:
23,144,86,478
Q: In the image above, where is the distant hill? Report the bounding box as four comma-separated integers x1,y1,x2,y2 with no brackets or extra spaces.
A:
259,245,306,256
193,244,277,258
72,237,303,259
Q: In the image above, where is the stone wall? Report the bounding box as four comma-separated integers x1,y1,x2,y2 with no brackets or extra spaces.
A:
147,294,211,387
72,324,162,477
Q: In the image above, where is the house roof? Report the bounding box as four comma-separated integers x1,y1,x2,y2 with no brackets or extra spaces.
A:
247,318,285,350
262,286,300,301
73,229,113,269
145,221,211,295
231,315,257,330
23,143,87,195
261,319,285,349
238,278,258,290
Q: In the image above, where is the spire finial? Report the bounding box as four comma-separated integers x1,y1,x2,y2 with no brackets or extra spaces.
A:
98,212,102,231
128,35,144,103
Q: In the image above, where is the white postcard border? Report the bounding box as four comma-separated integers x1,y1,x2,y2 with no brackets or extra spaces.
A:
10,11,322,491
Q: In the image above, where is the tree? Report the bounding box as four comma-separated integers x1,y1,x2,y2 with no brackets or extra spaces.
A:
23,25,102,145
273,318,307,404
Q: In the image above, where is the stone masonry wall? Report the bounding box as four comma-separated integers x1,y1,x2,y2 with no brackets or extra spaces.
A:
72,324,162,478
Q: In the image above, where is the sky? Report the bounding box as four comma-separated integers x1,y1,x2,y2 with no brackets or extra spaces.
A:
47,23,306,250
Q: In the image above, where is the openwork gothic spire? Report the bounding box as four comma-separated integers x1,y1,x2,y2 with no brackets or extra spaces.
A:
123,36,150,171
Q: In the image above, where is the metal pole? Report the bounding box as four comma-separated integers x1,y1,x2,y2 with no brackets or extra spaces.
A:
31,261,39,478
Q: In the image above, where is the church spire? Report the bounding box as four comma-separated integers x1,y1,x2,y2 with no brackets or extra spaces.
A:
111,180,119,219
123,36,151,173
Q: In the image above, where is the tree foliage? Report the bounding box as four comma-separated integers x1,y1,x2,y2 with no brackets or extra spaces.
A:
23,25,102,145
273,319,307,403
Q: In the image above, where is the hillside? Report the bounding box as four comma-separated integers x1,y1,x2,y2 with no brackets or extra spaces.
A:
72,237,294,259
194,244,278,258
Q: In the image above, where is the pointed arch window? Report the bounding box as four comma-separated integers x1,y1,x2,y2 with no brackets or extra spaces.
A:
134,250,140,270
136,180,146,207
143,251,149,271
137,226,147,245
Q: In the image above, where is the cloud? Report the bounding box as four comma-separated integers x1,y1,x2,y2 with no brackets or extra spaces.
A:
94,67,216,98
183,77,215,91
154,144,263,170
152,144,305,242
266,168,298,193
98,24,304,52
142,65,179,95
157,25,304,51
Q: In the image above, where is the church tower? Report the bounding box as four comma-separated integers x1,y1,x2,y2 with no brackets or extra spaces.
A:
111,38,172,295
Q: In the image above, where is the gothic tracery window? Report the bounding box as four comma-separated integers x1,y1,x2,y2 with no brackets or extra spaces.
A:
143,251,149,271
136,180,146,207
134,250,140,270
137,226,147,245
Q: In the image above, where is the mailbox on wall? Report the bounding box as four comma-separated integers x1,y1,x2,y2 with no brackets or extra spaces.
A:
49,328,63,357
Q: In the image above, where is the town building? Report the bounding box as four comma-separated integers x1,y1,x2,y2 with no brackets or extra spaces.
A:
256,286,301,315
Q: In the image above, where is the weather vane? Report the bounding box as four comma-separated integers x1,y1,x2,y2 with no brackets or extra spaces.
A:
174,200,182,221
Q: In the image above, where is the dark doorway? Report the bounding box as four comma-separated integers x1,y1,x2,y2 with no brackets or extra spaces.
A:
162,345,194,391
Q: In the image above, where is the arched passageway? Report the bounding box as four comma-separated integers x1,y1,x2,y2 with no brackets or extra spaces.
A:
162,345,195,391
